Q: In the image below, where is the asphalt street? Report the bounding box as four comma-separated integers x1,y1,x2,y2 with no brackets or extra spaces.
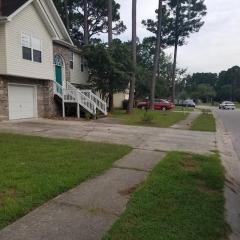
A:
215,108,240,160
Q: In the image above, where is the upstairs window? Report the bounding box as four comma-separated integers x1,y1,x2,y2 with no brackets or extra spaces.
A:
32,37,42,63
70,52,74,69
21,33,42,63
22,33,32,61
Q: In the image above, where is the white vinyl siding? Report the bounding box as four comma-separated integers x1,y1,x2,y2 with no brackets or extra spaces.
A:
36,0,64,40
5,3,54,80
0,24,7,74
70,53,89,85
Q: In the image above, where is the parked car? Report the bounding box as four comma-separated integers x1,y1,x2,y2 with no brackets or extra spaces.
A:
183,99,196,108
219,101,235,110
137,99,175,111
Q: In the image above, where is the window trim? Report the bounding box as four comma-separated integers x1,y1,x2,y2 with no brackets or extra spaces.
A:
70,52,74,69
21,32,43,63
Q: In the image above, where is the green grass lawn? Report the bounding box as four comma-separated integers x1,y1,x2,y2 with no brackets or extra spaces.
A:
111,109,189,128
104,152,228,240
174,106,195,112
235,102,240,109
0,133,131,229
190,112,216,132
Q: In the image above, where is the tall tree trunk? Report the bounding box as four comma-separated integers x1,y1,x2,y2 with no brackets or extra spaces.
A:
128,0,137,114
64,0,70,33
171,0,181,103
150,0,163,110
108,0,114,112
0,0,2,16
108,0,113,45
83,0,89,45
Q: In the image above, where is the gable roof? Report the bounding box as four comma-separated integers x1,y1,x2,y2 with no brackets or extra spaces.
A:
0,0,29,17
0,0,73,46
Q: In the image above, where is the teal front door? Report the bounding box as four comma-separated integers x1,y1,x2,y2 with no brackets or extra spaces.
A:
55,65,62,86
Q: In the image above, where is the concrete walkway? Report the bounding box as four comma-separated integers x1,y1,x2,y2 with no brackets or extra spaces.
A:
0,149,166,240
171,111,201,130
0,118,216,154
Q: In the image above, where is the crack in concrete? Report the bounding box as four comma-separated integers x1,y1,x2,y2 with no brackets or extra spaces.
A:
113,166,149,173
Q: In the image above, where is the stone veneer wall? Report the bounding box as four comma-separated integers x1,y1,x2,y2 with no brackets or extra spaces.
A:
0,75,58,121
53,43,72,82
0,76,8,121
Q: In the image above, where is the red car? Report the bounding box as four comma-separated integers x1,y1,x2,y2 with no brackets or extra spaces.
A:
137,99,175,111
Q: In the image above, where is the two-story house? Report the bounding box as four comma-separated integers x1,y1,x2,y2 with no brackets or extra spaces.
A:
0,0,107,121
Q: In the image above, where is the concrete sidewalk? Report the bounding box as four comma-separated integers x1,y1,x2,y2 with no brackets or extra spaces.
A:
171,111,201,130
0,149,166,240
0,118,216,154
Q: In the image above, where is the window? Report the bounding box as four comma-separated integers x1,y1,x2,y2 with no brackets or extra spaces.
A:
54,55,64,66
22,33,32,61
32,37,42,63
81,57,84,72
70,52,74,69
21,33,42,63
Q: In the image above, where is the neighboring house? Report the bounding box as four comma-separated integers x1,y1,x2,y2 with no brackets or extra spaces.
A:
0,0,107,121
114,91,129,109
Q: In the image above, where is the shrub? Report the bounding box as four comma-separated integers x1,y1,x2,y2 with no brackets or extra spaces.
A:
122,100,129,110
141,111,154,123
85,112,92,120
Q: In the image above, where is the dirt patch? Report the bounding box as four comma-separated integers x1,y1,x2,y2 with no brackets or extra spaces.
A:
180,155,200,172
196,180,219,195
118,185,140,197
88,208,110,216
0,187,18,207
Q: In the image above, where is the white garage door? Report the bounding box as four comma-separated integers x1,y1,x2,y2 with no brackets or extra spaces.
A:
8,84,37,120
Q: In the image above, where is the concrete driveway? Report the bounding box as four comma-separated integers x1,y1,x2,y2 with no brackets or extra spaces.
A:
0,118,217,240
0,118,216,154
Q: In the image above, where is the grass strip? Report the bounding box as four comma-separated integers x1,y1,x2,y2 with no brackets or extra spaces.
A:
104,152,228,240
191,112,216,132
111,109,189,128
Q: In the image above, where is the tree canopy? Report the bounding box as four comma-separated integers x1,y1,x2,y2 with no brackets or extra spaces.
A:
180,66,240,102
53,0,126,45
142,0,207,47
83,39,133,100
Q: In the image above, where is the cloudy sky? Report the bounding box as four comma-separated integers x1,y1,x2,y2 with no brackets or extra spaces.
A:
113,0,240,74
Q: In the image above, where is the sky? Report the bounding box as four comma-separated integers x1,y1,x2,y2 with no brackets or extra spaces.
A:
112,0,240,74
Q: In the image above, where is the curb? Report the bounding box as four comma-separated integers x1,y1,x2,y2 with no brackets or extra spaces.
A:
213,110,240,240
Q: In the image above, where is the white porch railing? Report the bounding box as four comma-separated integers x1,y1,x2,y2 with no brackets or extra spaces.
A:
66,82,107,116
53,81,97,117
80,90,107,115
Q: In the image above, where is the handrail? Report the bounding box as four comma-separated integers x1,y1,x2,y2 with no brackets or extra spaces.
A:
53,81,97,116
66,82,107,115
80,90,107,115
